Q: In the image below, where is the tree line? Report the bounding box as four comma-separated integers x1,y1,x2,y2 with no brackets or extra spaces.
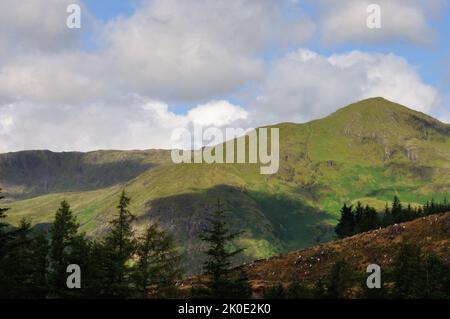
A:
335,196,450,239
1,188,448,299
0,188,250,299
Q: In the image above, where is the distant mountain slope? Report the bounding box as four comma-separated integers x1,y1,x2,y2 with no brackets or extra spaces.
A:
0,149,170,199
239,212,450,293
2,97,450,273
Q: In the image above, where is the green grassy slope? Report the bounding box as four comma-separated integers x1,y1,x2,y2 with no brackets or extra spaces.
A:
2,97,450,273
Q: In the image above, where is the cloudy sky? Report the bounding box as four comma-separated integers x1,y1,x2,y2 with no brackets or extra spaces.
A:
0,0,449,152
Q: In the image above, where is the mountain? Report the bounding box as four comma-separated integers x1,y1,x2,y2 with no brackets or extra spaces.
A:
0,149,170,199
1,97,450,273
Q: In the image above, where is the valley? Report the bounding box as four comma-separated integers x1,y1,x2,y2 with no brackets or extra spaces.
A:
1,97,449,273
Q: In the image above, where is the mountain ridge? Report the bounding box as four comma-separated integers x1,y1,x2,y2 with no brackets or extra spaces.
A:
2,97,449,273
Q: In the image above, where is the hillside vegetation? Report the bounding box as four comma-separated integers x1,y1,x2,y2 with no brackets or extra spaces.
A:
1,97,450,273
239,211,450,296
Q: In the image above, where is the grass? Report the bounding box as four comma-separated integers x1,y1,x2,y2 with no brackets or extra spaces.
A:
3,97,450,273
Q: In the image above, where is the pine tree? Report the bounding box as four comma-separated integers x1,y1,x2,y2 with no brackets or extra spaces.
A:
391,196,402,223
49,200,80,297
354,202,364,233
422,252,450,299
199,199,246,298
335,203,354,238
82,240,110,298
133,224,181,298
103,190,136,297
0,218,51,298
29,231,50,297
392,242,424,298
363,205,379,231
326,259,355,299
382,203,392,226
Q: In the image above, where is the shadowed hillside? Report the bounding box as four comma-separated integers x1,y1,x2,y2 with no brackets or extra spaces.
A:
2,97,450,273
0,149,170,199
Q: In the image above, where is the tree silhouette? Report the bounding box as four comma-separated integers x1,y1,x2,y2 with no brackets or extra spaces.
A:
335,203,354,238
133,224,181,298
49,200,80,297
199,199,247,298
102,190,136,297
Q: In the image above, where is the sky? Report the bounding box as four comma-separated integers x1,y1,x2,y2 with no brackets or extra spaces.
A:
0,0,449,152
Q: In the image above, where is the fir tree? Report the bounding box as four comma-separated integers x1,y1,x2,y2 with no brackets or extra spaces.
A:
422,252,450,299
382,203,392,226
0,218,50,298
354,202,364,233
335,203,354,238
326,259,355,299
391,196,402,223
103,190,136,297
363,205,379,231
392,242,424,298
199,199,246,298
49,200,80,297
132,224,181,298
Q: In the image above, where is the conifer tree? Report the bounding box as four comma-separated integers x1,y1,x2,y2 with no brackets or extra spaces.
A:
363,205,379,231
199,199,246,298
392,242,424,298
326,259,355,299
422,252,450,299
49,200,80,296
335,203,354,238
103,190,136,297
382,203,392,226
133,224,181,298
391,196,402,223
354,202,364,233
0,218,50,298
29,231,50,297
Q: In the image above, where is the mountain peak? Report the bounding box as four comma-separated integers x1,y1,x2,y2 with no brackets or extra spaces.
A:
338,97,415,113
326,97,446,129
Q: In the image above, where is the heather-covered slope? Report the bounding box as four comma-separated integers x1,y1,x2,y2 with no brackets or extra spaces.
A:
238,212,450,293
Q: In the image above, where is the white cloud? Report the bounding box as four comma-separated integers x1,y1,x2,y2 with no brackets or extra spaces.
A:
313,0,447,45
187,100,248,126
0,53,107,105
99,0,314,101
0,0,447,153
250,49,439,124
0,97,248,153
0,0,88,56
0,0,314,106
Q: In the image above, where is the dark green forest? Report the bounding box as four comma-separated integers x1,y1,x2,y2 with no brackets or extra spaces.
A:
0,188,449,299
335,196,450,238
